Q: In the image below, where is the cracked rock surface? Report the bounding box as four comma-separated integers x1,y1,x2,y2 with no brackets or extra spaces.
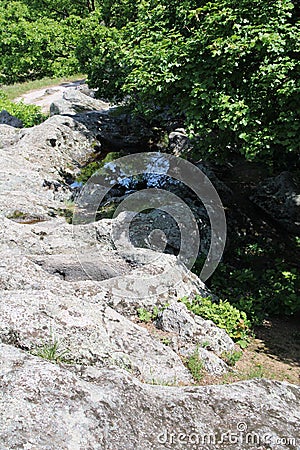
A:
0,91,299,449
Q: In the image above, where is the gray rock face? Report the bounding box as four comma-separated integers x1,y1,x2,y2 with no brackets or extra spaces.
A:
76,83,97,98
168,128,191,156
0,218,209,383
0,344,299,450
0,289,192,384
49,89,162,151
0,216,209,312
50,88,110,115
0,115,102,217
250,171,300,235
18,114,101,169
156,302,235,356
0,97,299,448
0,124,20,148
32,253,133,281
0,109,23,127
74,109,159,151
156,302,235,375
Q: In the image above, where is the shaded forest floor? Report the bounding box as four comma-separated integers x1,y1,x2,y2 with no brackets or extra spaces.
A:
202,314,300,385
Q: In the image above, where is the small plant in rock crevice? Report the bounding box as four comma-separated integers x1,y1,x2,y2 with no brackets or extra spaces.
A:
186,347,205,382
137,307,159,323
31,336,72,364
137,304,170,324
159,336,172,346
221,350,243,367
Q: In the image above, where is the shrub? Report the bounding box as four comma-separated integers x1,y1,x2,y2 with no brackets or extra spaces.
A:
78,0,300,168
210,262,300,322
181,295,250,347
0,3,82,84
0,90,46,127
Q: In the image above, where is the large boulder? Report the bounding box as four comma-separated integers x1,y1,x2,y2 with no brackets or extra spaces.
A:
155,302,235,376
0,289,192,384
50,88,110,115
250,171,300,235
0,115,102,217
0,124,20,148
0,344,299,449
0,213,211,315
17,114,102,169
0,109,23,128
73,109,160,151
168,128,191,156
156,302,235,356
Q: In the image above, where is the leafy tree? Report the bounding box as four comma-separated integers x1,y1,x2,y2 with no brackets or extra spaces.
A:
21,0,97,19
0,90,46,126
0,2,82,83
78,0,300,167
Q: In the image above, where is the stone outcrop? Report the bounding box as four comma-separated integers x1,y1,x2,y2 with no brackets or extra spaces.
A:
0,89,299,449
250,171,300,235
0,344,299,449
156,302,235,375
0,114,102,217
0,109,23,127
51,90,162,151
168,128,191,156
50,87,110,115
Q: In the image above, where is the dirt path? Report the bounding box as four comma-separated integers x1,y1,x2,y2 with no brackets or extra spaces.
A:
14,78,86,113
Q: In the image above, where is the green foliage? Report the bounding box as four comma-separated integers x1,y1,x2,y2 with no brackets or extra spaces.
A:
137,303,170,323
2,0,299,168
76,161,101,184
192,230,300,324
32,339,72,364
210,261,300,323
78,0,300,167
245,364,265,379
21,0,97,19
221,349,243,366
160,336,171,346
137,306,160,323
76,153,121,184
6,210,27,220
55,200,75,224
181,295,250,344
0,90,46,126
186,347,205,382
97,203,117,220
0,2,82,84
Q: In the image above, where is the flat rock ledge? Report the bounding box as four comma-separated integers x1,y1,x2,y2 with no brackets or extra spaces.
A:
0,344,299,450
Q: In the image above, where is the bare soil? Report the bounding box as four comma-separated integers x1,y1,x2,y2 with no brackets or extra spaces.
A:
201,315,300,386
139,315,300,386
